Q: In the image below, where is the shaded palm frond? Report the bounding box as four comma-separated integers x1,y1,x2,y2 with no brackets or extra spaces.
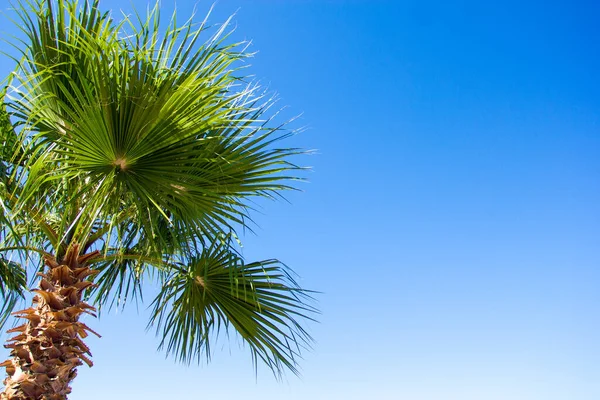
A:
0,256,27,329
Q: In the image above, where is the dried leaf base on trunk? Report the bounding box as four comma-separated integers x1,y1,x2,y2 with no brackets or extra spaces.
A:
1,246,100,400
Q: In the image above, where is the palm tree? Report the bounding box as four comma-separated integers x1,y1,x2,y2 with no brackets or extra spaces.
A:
0,1,314,398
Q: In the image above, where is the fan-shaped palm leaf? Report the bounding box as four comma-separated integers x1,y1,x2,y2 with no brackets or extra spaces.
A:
149,236,315,376
12,0,304,254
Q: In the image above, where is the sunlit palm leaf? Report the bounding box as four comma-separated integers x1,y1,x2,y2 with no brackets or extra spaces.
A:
149,237,315,376
12,0,304,254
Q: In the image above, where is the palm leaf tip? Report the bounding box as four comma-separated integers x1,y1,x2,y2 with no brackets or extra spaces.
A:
149,239,316,377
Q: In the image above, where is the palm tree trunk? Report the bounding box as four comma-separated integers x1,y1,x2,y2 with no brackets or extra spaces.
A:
1,245,100,400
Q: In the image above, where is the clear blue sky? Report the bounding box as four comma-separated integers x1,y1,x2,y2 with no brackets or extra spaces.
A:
1,1,599,399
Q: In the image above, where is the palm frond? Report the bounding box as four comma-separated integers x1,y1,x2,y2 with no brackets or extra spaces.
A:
0,256,27,329
1,85,33,324
10,0,305,254
149,237,316,377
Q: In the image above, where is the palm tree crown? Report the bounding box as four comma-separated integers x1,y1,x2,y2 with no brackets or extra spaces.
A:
0,1,314,396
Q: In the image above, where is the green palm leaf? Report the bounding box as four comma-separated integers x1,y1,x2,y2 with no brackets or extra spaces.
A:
12,0,304,253
0,257,27,329
149,236,316,376
0,86,29,328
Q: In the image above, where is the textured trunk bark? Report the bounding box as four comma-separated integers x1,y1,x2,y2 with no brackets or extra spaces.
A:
1,245,100,400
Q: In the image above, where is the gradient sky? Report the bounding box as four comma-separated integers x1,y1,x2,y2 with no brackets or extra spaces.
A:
1,1,599,399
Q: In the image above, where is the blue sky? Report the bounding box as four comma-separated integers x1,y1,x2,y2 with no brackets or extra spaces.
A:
1,1,599,399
